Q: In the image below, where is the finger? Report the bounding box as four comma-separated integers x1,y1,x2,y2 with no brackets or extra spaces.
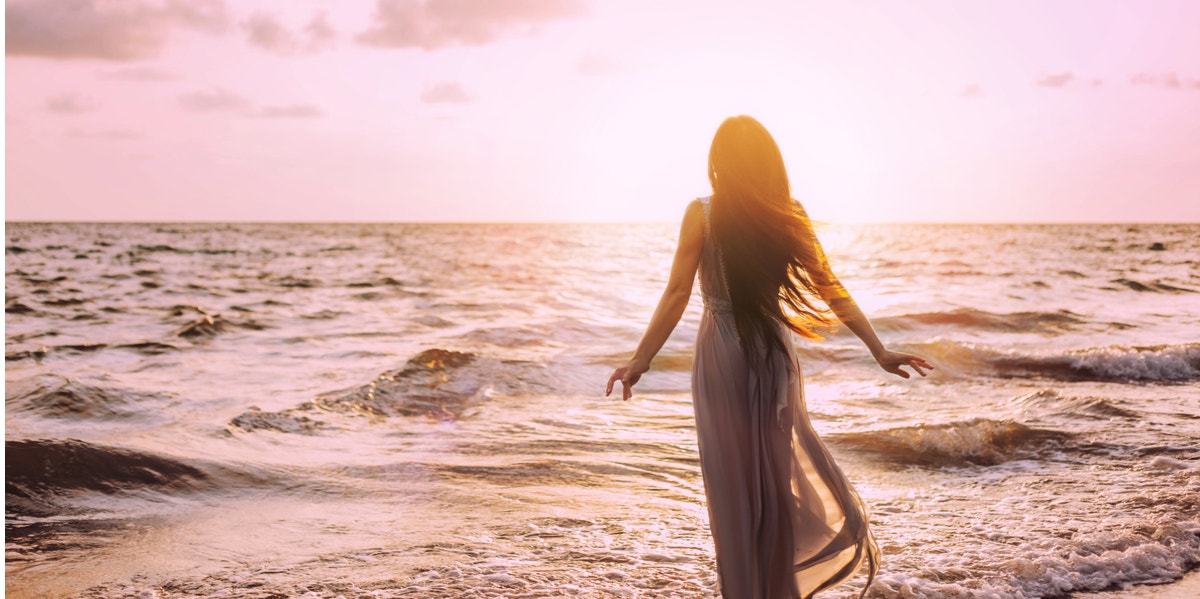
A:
607,369,625,396
910,362,927,377
622,379,633,401
605,374,616,396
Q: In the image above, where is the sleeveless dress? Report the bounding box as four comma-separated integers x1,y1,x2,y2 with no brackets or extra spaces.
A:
691,196,878,598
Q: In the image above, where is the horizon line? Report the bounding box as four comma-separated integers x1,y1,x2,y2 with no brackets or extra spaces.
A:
5,219,1200,226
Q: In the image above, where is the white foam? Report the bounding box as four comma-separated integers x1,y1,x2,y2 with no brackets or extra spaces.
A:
854,519,1200,599
1065,344,1200,381
1149,456,1194,471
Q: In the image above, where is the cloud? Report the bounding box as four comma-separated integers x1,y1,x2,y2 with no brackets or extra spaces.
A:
255,104,324,119
45,93,99,114
304,12,336,50
576,53,619,76
241,10,336,55
243,12,293,52
1131,71,1200,91
357,0,586,50
68,128,142,140
1034,72,1109,90
177,90,324,118
6,0,228,61
420,82,472,103
1036,72,1074,88
959,83,983,99
178,87,249,112
100,66,176,81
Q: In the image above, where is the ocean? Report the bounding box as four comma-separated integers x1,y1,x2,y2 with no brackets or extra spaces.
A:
5,221,1199,598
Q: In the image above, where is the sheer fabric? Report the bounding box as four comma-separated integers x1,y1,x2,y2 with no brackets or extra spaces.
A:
692,196,878,598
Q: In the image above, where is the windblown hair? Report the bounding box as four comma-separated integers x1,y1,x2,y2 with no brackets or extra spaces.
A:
707,115,835,363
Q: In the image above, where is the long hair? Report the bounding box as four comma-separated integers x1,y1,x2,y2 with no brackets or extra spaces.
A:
707,115,834,363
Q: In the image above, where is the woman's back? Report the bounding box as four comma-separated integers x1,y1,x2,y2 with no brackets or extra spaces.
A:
696,196,733,315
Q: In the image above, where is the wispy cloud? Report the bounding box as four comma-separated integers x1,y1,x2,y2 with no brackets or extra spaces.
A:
304,12,336,51
1036,72,1074,88
45,93,99,114
178,89,325,118
1034,72,1107,90
420,82,472,103
99,66,176,81
178,87,250,113
1131,71,1200,91
67,128,142,140
255,104,324,119
959,83,983,99
6,0,228,61
357,0,586,50
242,10,335,55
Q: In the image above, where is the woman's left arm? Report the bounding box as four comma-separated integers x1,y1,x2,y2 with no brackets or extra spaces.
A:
804,229,934,379
606,200,706,400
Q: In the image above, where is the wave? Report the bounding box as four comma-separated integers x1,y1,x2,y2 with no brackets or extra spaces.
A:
917,340,1200,383
5,347,48,361
460,326,552,348
229,348,552,433
173,313,232,338
5,376,174,420
134,244,238,255
5,341,181,362
827,418,1074,466
167,306,267,338
867,308,1088,335
5,439,220,517
1006,389,1141,419
870,517,1200,599
5,299,38,315
1110,278,1198,293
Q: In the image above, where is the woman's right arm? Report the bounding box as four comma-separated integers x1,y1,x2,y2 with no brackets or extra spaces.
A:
606,200,706,399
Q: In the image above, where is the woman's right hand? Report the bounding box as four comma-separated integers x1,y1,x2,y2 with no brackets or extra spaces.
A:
606,358,650,401
873,349,934,379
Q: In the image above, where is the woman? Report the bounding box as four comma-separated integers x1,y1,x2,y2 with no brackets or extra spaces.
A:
606,115,933,598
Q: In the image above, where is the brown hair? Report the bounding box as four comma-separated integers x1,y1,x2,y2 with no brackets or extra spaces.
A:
707,115,834,362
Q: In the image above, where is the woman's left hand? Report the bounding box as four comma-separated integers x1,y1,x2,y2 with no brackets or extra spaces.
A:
873,349,935,379
606,359,649,401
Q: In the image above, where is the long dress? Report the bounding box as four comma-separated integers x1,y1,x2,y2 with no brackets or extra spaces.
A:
691,196,878,598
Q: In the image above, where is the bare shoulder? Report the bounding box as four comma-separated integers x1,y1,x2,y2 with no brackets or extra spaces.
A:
681,199,706,236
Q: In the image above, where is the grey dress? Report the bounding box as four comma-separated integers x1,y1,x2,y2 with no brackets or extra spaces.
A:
691,196,878,598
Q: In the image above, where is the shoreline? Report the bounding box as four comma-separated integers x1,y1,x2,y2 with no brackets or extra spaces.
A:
1075,569,1200,598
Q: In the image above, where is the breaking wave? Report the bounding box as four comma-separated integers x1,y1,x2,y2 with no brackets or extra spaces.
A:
229,348,553,433
917,340,1200,382
869,516,1200,599
827,418,1074,466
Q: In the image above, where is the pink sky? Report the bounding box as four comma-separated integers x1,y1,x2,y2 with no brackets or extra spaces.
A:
6,0,1200,223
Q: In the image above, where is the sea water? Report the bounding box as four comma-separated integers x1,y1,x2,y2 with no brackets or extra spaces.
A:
5,222,1199,598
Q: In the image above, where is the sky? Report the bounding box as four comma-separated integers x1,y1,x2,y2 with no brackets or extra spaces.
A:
5,0,1200,223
